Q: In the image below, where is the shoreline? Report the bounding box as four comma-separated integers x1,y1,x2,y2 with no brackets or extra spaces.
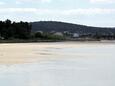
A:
0,39,115,44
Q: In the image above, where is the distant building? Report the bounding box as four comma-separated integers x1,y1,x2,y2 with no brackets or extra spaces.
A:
63,31,69,34
54,32,63,36
63,31,71,36
73,33,79,38
36,31,43,34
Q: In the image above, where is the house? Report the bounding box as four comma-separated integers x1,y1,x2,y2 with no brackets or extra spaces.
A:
36,31,43,34
73,33,79,38
54,32,63,36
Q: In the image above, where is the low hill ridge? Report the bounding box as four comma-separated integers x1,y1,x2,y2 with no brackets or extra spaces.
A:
31,21,115,35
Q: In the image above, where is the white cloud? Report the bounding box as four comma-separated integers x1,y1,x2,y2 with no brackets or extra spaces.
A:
0,8,115,15
41,0,52,3
16,0,52,3
90,0,115,3
15,1,22,4
63,8,115,15
0,8,115,27
0,1,5,5
0,8,37,13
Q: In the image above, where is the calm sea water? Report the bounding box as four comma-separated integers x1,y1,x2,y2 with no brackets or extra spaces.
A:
0,42,115,86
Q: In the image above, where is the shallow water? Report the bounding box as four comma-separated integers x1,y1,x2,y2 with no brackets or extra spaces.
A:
0,42,115,86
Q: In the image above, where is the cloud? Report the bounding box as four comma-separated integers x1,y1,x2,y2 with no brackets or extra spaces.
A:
90,0,115,3
15,1,22,4
0,8,115,27
0,1,5,5
41,0,52,3
64,8,115,15
16,0,52,3
0,8,37,13
0,8,115,15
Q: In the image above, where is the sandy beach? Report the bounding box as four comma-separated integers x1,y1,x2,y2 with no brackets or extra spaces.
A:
0,42,114,64
0,42,115,86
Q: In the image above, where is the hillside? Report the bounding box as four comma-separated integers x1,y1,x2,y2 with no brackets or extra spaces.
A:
31,21,115,35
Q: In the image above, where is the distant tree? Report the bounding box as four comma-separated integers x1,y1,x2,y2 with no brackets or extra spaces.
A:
35,32,43,38
5,19,12,29
0,19,32,40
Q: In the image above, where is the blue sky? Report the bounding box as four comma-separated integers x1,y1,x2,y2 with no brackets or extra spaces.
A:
0,0,115,27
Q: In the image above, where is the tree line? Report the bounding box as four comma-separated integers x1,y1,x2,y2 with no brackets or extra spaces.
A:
0,20,115,41
32,21,115,40
0,19,64,41
0,19,31,40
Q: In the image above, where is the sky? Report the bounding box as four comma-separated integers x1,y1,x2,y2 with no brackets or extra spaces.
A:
0,0,115,27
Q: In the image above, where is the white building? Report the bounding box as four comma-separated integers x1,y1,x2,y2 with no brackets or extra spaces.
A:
54,32,63,36
73,33,79,38
36,31,43,34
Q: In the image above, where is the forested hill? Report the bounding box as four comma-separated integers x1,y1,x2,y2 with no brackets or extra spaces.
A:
31,21,115,34
0,20,115,41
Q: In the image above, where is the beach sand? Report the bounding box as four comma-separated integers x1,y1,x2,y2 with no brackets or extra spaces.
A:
0,42,114,64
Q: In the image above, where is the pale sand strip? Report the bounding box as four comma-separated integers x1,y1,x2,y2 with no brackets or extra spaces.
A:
0,42,114,64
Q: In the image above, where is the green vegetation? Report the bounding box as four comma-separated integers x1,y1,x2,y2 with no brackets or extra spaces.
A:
34,32,64,40
0,20,64,42
0,19,115,43
0,19,31,40
32,21,115,40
